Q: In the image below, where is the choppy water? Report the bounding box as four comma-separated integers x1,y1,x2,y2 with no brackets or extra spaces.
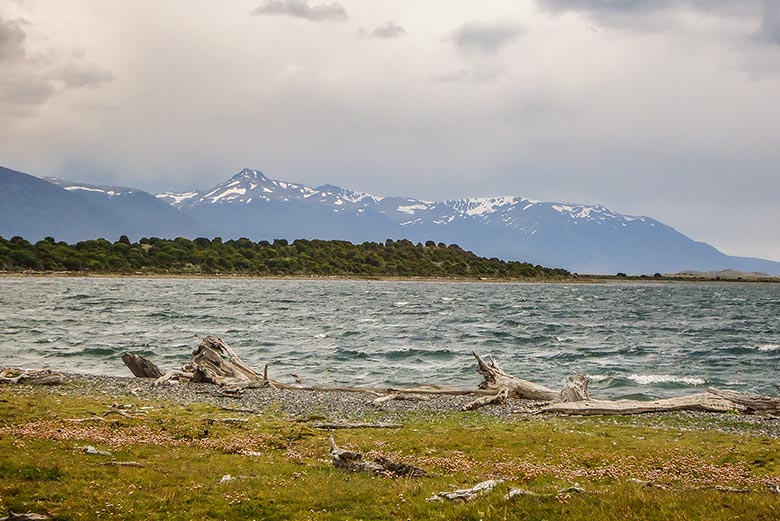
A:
1,277,778,399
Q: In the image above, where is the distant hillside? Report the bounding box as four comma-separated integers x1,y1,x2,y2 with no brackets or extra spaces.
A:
670,270,780,281
0,235,571,279
2,164,780,275
0,166,210,243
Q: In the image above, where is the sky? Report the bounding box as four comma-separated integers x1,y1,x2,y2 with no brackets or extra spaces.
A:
1,0,779,261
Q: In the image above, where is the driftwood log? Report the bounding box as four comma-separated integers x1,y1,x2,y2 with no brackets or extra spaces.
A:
0,368,63,386
121,353,162,378
328,437,425,477
120,337,780,417
428,479,504,502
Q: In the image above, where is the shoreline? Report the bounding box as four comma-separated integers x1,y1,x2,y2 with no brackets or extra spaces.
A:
19,372,780,439
1,270,778,284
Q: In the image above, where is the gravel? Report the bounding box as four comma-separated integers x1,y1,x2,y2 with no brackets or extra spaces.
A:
26,373,780,438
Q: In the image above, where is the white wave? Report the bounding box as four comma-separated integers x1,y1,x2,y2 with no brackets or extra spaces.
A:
586,374,610,383
628,374,706,386
743,343,780,351
394,301,409,307
555,336,575,342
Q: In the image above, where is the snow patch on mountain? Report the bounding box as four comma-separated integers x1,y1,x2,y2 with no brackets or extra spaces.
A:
43,177,137,198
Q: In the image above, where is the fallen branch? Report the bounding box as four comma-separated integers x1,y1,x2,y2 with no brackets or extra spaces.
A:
372,393,430,405
0,368,63,386
0,513,51,521
428,479,504,502
65,417,106,423
315,422,403,430
504,485,593,500
461,388,509,411
105,461,144,468
540,393,741,416
206,417,249,424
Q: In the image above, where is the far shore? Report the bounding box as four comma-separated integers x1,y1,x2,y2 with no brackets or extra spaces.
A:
1,270,779,284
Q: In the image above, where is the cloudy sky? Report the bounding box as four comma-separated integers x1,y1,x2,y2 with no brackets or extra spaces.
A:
2,0,779,260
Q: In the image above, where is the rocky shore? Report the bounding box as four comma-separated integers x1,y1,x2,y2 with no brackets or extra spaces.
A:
30,372,780,438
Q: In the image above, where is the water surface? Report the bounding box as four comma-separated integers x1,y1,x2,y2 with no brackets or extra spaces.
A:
1,277,778,399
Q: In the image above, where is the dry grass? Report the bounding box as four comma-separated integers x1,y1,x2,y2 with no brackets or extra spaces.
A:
1,386,779,520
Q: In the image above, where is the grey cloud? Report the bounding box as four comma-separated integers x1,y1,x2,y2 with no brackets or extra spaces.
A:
537,0,756,15
0,76,56,105
536,0,762,26
757,0,780,44
54,61,114,89
0,17,27,61
0,17,112,109
452,22,523,54
251,0,348,22
359,21,406,39
434,66,504,83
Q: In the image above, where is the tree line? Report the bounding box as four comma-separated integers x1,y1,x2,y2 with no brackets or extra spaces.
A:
0,235,571,279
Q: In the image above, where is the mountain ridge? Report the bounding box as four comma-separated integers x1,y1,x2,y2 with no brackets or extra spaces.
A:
1,164,778,275
153,167,780,275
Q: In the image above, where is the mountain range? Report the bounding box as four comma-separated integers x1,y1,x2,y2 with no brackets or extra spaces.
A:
2,164,779,275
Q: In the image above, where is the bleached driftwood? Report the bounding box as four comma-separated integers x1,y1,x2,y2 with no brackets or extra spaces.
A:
0,368,63,386
472,353,558,401
461,388,509,411
428,479,504,502
504,485,592,500
707,388,780,416
558,374,590,402
152,336,270,390
0,513,51,521
105,461,144,468
120,338,779,418
540,392,742,416
328,437,425,477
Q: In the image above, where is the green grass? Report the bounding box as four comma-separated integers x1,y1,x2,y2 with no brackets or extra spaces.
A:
1,387,779,520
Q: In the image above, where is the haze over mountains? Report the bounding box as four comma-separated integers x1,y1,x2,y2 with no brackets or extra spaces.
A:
2,165,779,275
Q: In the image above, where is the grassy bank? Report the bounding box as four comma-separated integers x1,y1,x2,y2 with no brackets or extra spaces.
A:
1,382,779,520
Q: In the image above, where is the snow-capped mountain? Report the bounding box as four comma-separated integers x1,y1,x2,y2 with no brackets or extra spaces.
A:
2,164,779,275
156,168,780,275
159,168,383,212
